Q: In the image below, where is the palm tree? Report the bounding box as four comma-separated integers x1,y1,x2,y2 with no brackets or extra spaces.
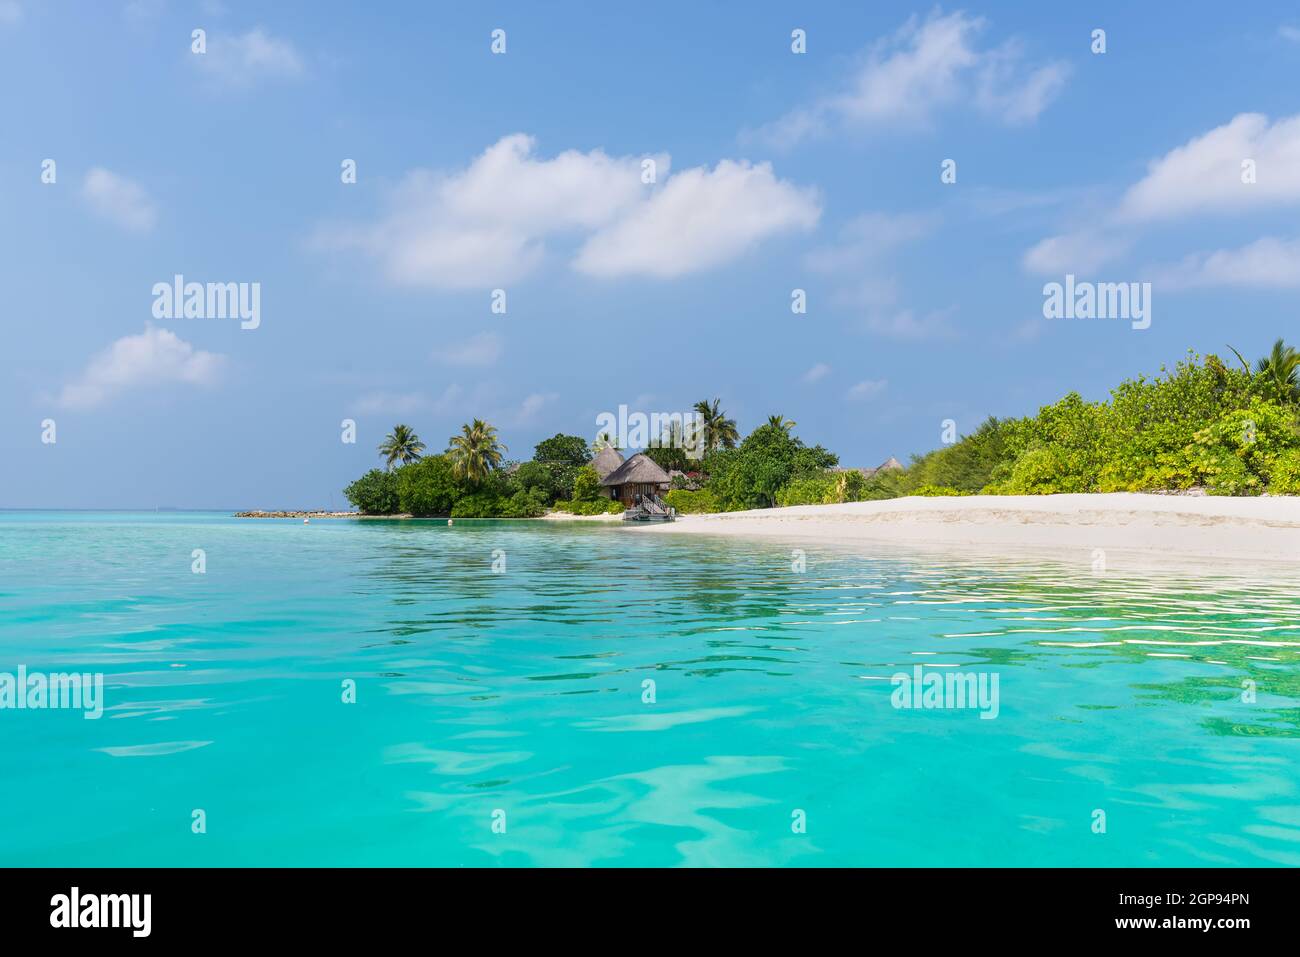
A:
1255,338,1300,403
377,424,425,471
449,419,506,482
693,398,739,452
765,414,796,433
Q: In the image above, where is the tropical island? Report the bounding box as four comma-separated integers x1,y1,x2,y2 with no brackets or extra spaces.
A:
324,342,1300,527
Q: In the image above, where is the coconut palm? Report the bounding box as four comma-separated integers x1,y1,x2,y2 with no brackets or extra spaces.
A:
765,414,796,432
449,419,506,482
1255,338,1300,403
693,398,739,452
377,424,425,471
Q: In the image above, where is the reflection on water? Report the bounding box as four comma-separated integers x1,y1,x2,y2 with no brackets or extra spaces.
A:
1,512,1298,866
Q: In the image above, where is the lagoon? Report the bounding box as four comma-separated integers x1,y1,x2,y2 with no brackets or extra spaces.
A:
1,511,1298,866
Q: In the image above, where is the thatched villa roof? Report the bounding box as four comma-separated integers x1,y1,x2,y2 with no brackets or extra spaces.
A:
591,446,625,481
830,456,905,479
600,452,671,487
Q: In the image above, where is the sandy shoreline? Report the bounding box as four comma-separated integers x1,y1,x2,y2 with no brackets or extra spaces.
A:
637,493,1300,570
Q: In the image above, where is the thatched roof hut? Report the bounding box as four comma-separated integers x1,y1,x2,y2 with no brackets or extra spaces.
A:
591,446,625,481
600,452,671,506
830,456,905,479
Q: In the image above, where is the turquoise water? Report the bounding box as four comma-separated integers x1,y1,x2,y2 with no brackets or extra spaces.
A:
1,511,1298,867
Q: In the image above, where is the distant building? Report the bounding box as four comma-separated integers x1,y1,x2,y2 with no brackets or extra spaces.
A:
830,457,904,479
598,452,671,507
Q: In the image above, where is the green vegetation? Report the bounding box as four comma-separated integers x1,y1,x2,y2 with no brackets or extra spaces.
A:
550,464,624,514
664,488,719,513
345,425,587,517
377,424,425,471
703,422,837,510
694,398,739,453
894,344,1300,498
344,343,1300,519
448,419,506,482
342,469,400,514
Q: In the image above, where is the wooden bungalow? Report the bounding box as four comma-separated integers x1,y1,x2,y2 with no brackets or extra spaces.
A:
598,452,672,508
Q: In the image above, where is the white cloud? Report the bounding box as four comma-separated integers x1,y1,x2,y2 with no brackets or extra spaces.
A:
515,392,558,424
806,211,954,339
353,384,463,417
82,168,156,232
57,326,224,409
864,308,959,341
1118,113,1300,222
755,11,1067,147
1280,25,1300,43
846,379,888,401
805,211,937,274
802,363,831,384
322,135,815,286
1022,230,1131,275
193,28,304,90
1150,236,1300,289
574,159,819,278
1025,112,1300,276
0,1,21,25
433,332,503,367
320,134,663,288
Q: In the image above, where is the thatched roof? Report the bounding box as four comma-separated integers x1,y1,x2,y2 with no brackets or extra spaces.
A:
830,456,904,479
591,446,625,481
600,452,671,487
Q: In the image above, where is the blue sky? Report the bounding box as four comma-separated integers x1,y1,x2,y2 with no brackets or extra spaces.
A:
3,1,1300,508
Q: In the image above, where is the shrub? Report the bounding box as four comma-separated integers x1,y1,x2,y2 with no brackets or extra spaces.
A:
665,488,719,513
911,484,965,496
449,492,504,518
902,417,1018,493
570,465,604,503
774,475,835,506
396,455,463,516
343,469,400,514
496,489,548,518
553,497,623,515
1269,448,1300,494
707,424,838,510
511,460,565,504
1191,449,1260,496
991,446,1079,495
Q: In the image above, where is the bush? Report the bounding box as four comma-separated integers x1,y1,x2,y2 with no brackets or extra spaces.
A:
449,491,503,518
665,488,719,513
511,460,564,504
774,475,835,506
990,446,1077,495
343,469,400,514
902,417,1018,493
1269,448,1300,494
911,484,966,496
570,465,604,503
553,497,623,515
707,424,838,510
496,489,548,517
1192,449,1260,496
397,455,464,516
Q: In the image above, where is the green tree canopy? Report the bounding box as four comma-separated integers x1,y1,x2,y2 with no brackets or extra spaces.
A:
533,433,591,465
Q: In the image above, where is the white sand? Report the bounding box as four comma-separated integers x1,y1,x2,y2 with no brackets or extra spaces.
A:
539,511,624,522
637,493,1300,570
